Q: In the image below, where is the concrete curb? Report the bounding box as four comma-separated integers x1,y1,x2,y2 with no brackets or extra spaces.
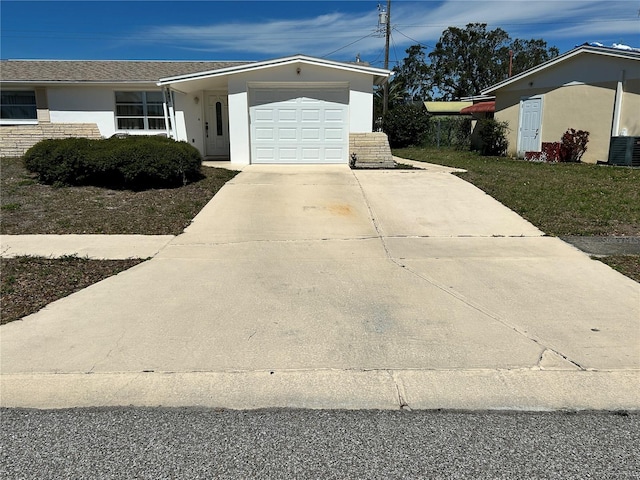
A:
2,369,638,411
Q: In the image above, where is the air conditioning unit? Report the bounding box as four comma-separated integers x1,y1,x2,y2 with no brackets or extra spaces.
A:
608,136,640,167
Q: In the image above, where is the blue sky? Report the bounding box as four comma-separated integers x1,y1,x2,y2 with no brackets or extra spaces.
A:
1,1,639,66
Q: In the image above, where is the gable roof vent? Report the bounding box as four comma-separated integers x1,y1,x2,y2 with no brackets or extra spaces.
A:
608,137,640,167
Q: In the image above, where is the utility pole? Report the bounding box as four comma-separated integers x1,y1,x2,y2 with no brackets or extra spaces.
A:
383,0,391,116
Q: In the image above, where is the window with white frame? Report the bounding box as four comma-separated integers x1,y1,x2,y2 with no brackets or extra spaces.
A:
115,91,166,130
0,90,37,120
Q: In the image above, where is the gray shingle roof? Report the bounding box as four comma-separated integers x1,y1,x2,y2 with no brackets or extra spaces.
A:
0,60,253,83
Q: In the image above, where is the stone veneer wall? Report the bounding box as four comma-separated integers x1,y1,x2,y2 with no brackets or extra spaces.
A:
349,132,395,168
0,124,102,157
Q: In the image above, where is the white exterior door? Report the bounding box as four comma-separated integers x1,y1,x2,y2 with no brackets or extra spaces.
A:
518,97,543,157
249,87,348,164
205,94,230,158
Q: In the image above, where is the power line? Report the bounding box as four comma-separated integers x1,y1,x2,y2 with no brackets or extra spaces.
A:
321,31,379,58
392,27,433,50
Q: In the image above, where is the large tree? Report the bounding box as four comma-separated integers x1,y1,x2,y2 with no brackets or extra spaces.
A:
429,23,511,100
390,44,432,103
508,38,560,75
422,23,559,100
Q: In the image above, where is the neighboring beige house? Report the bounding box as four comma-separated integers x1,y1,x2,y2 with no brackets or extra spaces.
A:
482,44,640,163
0,55,391,165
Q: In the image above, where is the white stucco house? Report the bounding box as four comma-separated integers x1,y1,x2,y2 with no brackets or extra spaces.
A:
0,55,392,166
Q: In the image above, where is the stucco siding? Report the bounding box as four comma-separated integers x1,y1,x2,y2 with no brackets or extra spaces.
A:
544,83,615,163
227,86,250,165
48,87,117,137
174,90,206,155
620,79,640,136
496,84,615,163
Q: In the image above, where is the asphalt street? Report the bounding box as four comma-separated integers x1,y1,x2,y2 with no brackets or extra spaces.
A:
2,408,638,479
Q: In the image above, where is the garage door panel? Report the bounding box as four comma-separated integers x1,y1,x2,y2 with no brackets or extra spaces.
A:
302,148,321,160
250,87,348,164
324,148,344,160
254,109,274,121
324,128,343,141
255,128,275,140
301,109,320,122
278,109,297,122
324,109,345,123
301,128,321,140
255,147,275,161
279,148,298,160
278,128,298,141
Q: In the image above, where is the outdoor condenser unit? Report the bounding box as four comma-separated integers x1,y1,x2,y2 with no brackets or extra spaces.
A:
608,136,640,167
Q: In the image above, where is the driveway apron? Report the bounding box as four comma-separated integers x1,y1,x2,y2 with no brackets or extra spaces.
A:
2,164,638,410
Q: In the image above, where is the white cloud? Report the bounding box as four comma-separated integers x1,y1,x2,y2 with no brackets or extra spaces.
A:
135,1,640,61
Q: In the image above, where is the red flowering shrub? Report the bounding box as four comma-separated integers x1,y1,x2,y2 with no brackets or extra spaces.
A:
559,129,589,162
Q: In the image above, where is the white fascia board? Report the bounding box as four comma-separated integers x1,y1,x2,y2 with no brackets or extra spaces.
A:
481,46,640,95
459,94,495,102
157,55,392,86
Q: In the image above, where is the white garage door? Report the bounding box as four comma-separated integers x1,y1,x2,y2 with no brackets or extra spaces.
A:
249,87,348,164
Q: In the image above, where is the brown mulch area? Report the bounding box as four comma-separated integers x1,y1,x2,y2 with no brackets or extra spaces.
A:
1,256,145,325
0,157,239,235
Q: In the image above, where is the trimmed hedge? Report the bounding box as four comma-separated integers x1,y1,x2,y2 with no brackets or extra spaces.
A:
24,136,202,190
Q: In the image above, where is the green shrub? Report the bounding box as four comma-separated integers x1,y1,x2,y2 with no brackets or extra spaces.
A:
478,119,509,156
24,136,202,190
382,103,430,148
23,138,95,186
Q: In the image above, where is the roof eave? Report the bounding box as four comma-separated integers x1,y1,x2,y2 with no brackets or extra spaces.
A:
482,45,640,95
158,54,392,86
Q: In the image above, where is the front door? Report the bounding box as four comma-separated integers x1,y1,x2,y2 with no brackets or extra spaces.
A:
518,97,543,157
205,94,230,158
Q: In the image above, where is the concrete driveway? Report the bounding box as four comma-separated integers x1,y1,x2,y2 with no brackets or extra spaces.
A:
2,164,638,410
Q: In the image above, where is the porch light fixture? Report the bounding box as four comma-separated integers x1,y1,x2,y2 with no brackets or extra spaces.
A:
296,67,301,75
194,96,200,104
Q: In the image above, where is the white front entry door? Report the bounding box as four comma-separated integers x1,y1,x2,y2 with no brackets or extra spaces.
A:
518,97,543,157
249,87,348,164
205,94,230,158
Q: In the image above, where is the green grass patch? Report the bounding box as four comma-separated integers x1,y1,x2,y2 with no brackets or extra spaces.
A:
1,203,21,211
394,147,640,237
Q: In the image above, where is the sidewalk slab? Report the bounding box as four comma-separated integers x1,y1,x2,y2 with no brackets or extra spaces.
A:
0,234,174,259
